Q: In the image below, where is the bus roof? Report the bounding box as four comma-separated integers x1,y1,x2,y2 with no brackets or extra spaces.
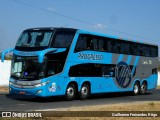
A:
23,27,158,47
24,27,77,31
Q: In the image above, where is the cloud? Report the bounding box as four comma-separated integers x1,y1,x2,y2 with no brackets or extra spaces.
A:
92,23,106,29
47,7,55,12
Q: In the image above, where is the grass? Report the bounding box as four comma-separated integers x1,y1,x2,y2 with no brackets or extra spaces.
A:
39,102,160,120
0,86,9,92
57,101,160,111
156,85,160,89
1,102,160,120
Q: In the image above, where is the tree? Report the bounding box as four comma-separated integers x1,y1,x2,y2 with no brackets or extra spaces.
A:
0,53,12,60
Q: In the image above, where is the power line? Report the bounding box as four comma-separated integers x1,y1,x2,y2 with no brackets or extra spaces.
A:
12,0,159,43
12,0,94,26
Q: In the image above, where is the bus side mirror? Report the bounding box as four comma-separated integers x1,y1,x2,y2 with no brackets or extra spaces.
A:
1,48,14,62
38,48,57,63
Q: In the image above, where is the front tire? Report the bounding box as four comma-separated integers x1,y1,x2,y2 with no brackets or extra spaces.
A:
140,82,147,95
79,84,90,100
132,82,140,96
65,84,76,101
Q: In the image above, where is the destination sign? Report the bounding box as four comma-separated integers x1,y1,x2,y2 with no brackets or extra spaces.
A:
18,51,38,56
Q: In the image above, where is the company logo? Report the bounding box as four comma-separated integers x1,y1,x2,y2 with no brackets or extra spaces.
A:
115,61,132,88
2,112,11,117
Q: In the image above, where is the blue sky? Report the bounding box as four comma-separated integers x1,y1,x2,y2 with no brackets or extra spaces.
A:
0,0,160,55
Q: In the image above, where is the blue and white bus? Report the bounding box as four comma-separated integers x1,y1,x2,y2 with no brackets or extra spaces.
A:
1,27,159,100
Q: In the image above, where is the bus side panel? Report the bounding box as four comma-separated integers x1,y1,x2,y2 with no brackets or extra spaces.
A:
144,74,158,90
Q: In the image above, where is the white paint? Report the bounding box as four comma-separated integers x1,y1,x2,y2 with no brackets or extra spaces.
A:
0,60,160,86
0,60,11,86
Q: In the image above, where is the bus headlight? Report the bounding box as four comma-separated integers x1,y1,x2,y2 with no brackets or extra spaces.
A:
42,80,50,86
34,83,41,88
34,81,50,88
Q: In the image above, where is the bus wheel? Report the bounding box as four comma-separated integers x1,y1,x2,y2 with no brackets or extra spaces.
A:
65,84,76,101
132,82,140,96
140,82,147,95
79,84,90,100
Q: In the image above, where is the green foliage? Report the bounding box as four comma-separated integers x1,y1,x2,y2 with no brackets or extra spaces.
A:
0,53,12,60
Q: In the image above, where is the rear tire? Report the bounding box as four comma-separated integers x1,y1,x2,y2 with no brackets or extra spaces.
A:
132,82,140,96
65,84,76,101
79,84,90,100
140,82,147,95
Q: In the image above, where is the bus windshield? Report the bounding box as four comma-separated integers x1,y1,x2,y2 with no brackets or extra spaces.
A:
16,31,53,47
11,56,43,80
11,55,64,80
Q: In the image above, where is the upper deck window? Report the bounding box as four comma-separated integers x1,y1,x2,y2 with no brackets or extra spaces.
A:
16,31,53,47
52,31,75,48
75,34,107,52
75,34,158,57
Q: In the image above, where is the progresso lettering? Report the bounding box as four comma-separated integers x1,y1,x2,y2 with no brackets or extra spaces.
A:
78,53,103,60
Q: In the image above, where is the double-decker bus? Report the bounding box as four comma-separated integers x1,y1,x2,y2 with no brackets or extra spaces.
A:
1,27,159,100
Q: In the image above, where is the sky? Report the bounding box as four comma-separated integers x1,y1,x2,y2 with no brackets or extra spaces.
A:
0,0,160,56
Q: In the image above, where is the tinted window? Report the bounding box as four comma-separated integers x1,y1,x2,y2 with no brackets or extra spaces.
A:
120,41,131,54
75,34,107,52
131,43,141,56
150,46,158,57
93,37,106,51
142,45,150,57
69,64,136,77
108,40,120,53
75,34,158,57
152,68,157,74
99,39,106,51
75,35,87,50
69,64,102,77
75,34,93,51
102,65,115,77
52,31,75,48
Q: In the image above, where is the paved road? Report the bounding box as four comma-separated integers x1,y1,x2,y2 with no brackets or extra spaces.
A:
0,89,160,111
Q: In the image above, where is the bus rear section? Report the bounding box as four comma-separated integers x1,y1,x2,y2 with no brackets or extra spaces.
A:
65,30,159,100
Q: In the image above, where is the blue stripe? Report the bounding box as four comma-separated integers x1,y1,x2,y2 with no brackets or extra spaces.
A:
132,56,140,76
126,55,132,64
117,54,123,63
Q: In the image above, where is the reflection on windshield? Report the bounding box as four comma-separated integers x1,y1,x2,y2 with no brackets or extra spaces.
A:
11,56,41,80
46,60,63,76
11,56,65,80
16,31,53,47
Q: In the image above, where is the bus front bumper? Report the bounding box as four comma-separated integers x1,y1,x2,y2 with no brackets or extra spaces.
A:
9,83,58,97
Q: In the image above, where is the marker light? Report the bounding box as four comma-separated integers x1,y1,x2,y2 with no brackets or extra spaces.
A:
36,90,42,94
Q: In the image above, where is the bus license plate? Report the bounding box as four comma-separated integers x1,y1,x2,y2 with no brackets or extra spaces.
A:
19,91,26,95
